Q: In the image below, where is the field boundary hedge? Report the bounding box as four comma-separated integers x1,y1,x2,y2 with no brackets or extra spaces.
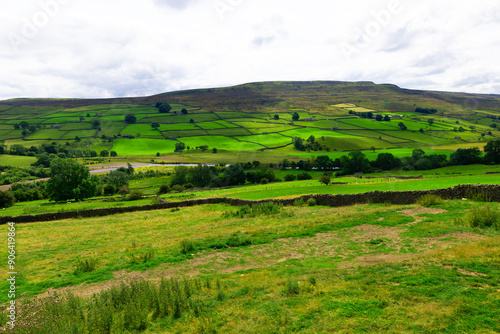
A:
1,184,499,224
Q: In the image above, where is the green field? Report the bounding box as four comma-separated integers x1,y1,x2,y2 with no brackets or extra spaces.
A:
112,138,178,155
0,81,499,160
178,136,265,151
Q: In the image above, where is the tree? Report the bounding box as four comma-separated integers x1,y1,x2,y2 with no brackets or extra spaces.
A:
10,144,27,156
484,139,500,164
13,124,20,130
292,112,300,121
274,114,279,120
151,122,160,130
0,190,15,208
383,115,390,122
175,142,186,152
449,148,482,165
340,150,371,175
427,118,434,126
319,174,331,185
0,145,4,154
293,137,305,151
398,122,407,130
19,121,29,129
101,170,129,189
75,136,81,142
157,103,172,114
367,112,373,119
125,114,137,124
375,153,400,170
22,130,28,137
28,125,36,133
100,150,109,157
181,108,188,114
190,119,195,123
92,119,101,129
46,158,99,201
375,114,383,121
212,148,218,153
90,150,98,157
110,151,117,157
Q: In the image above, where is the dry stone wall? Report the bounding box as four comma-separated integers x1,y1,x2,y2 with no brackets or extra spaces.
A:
0,184,498,225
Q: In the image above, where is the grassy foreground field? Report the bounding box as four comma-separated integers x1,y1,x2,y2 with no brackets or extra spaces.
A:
1,199,499,333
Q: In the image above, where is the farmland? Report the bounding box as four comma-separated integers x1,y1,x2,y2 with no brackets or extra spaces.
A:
1,81,500,333
0,81,498,162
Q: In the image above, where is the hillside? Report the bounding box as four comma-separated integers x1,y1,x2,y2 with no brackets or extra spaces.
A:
0,81,499,162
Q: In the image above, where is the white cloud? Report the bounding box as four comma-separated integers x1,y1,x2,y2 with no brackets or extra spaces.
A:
0,0,498,100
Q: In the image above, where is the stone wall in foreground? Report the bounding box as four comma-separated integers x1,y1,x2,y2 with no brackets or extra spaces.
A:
1,184,498,225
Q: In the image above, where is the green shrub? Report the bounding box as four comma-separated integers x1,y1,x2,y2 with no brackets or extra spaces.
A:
0,190,15,208
284,174,296,181
172,184,185,193
103,184,116,196
118,185,130,195
466,189,490,202
297,172,312,180
293,198,305,207
260,178,269,184
307,198,316,206
283,279,300,295
128,190,144,200
223,202,283,218
180,239,196,254
74,258,99,275
416,194,443,207
467,205,499,229
158,184,170,194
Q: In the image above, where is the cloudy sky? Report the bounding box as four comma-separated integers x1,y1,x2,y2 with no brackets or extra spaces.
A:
0,0,499,100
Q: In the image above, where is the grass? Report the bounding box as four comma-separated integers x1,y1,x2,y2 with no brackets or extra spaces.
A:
0,155,37,167
178,136,265,151
112,138,177,155
3,199,500,333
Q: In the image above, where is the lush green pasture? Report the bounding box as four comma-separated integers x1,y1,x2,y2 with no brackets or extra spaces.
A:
279,128,358,139
40,117,82,124
59,122,93,130
196,121,227,130
206,128,251,136
216,120,240,128
178,136,265,151
112,138,177,155
123,124,164,137
158,123,200,131
25,129,65,140
338,130,410,143
0,130,22,140
165,130,208,137
236,133,292,147
60,130,97,139
247,124,296,134
100,121,126,137
0,154,36,167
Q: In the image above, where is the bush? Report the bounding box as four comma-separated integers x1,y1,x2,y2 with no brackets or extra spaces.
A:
416,194,443,207
284,174,296,181
293,198,305,207
307,198,316,206
297,172,312,180
224,202,283,218
158,184,170,194
180,239,196,254
118,185,130,195
172,184,185,193
103,184,116,196
260,178,269,184
74,258,98,275
128,190,144,201
467,205,499,229
0,190,15,208
466,190,490,202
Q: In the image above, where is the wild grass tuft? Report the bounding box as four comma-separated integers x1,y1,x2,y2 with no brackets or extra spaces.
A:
416,194,443,207
467,205,499,229
466,189,490,202
223,202,283,218
74,258,99,275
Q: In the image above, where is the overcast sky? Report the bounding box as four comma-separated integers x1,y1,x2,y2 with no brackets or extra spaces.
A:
0,0,499,100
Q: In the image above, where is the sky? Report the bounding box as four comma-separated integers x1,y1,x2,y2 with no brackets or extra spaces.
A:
0,0,499,100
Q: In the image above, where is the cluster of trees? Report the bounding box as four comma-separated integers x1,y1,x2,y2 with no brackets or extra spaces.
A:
293,136,324,151
1,142,117,159
282,139,500,175
155,102,188,115
169,163,278,189
13,121,38,136
375,114,391,122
